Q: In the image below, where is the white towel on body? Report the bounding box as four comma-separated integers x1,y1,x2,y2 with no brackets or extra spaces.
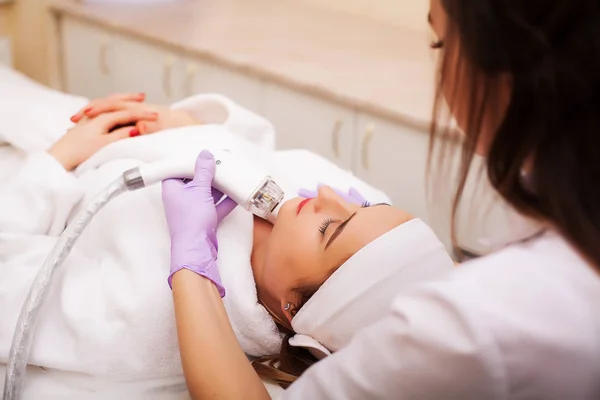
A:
0,84,389,398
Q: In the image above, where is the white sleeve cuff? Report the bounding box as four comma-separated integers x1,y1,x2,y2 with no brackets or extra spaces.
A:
27,151,82,190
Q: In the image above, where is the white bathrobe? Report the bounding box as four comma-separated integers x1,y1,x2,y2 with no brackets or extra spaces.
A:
0,73,389,398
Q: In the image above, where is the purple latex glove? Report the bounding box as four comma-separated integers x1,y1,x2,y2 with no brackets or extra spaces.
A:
162,150,237,295
298,184,369,206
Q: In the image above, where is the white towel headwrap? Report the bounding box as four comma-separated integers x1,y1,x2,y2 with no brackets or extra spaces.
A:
289,219,455,358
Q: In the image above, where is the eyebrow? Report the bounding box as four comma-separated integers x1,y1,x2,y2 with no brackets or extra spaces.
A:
325,213,357,250
324,203,391,250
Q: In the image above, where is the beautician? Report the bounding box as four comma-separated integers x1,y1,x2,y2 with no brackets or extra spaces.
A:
162,1,600,399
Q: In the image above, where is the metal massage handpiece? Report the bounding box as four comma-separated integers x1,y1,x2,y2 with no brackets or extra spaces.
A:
123,149,285,221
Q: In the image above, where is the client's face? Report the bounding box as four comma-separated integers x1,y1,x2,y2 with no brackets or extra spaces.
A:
259,186,413,321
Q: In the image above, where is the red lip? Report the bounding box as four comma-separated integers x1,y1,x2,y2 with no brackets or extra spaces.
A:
297,198,312,215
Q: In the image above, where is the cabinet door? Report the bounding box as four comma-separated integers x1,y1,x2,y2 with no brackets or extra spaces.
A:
263,84,354,170
186,59,263,115
61,18,114,98
354,113,431,219
354,113,535,255
111,35,186,105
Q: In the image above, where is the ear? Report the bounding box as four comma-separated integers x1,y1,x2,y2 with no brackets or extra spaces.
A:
288,334,331,360
281,292,302,322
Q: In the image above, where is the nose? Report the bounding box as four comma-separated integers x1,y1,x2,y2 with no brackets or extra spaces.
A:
313,186,354,214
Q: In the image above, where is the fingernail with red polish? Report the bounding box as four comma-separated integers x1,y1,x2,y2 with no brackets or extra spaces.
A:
70,116,77,122
129,128,140,137
83,107,93,114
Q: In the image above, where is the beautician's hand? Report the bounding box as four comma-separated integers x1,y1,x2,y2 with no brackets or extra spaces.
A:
299,184,370,206
49,109,159,171
162,150,237,296
71,94,199,135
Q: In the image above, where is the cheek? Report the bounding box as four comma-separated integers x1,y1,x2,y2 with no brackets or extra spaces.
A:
475,128,493,156
441,46,467,126
266,225,305,275
442,51,488,155
264,226,316,289
261,262,286,299
262,245,289,300
266,203,325,288
262,224,295,290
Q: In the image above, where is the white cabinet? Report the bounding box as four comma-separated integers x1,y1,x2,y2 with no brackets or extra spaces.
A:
61,18,114,98
263,84,355,170
111,35,186,105
187,59,263,114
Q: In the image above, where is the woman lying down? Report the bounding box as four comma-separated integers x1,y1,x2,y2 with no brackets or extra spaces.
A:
0,92,454,398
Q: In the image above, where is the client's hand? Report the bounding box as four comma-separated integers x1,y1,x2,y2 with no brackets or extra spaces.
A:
299,184,370,206
70,92,146,122
162,150,237,295
49,109,159,171
71,93,199,135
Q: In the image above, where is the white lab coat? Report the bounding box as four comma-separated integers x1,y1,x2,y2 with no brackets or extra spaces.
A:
283,230,600,399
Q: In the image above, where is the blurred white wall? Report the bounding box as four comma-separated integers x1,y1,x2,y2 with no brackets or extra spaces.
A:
297,0,429,31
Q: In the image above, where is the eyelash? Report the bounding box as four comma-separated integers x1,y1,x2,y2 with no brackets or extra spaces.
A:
318,202,373,236
318,218,334,236
430,40,445,50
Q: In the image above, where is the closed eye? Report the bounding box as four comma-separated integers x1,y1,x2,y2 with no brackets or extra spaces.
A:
324,203,391,249
319,203,392,244
318,218,334,236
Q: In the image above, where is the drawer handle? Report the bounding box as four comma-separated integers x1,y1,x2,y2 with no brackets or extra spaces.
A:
99,40,110,76
184,64,196,97
362,123,375,170
331,119,343,158
163,57,174,98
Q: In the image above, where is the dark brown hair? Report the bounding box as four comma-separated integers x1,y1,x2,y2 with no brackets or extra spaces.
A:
431,0,600,268
252,286,319,388
251,330,317,389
